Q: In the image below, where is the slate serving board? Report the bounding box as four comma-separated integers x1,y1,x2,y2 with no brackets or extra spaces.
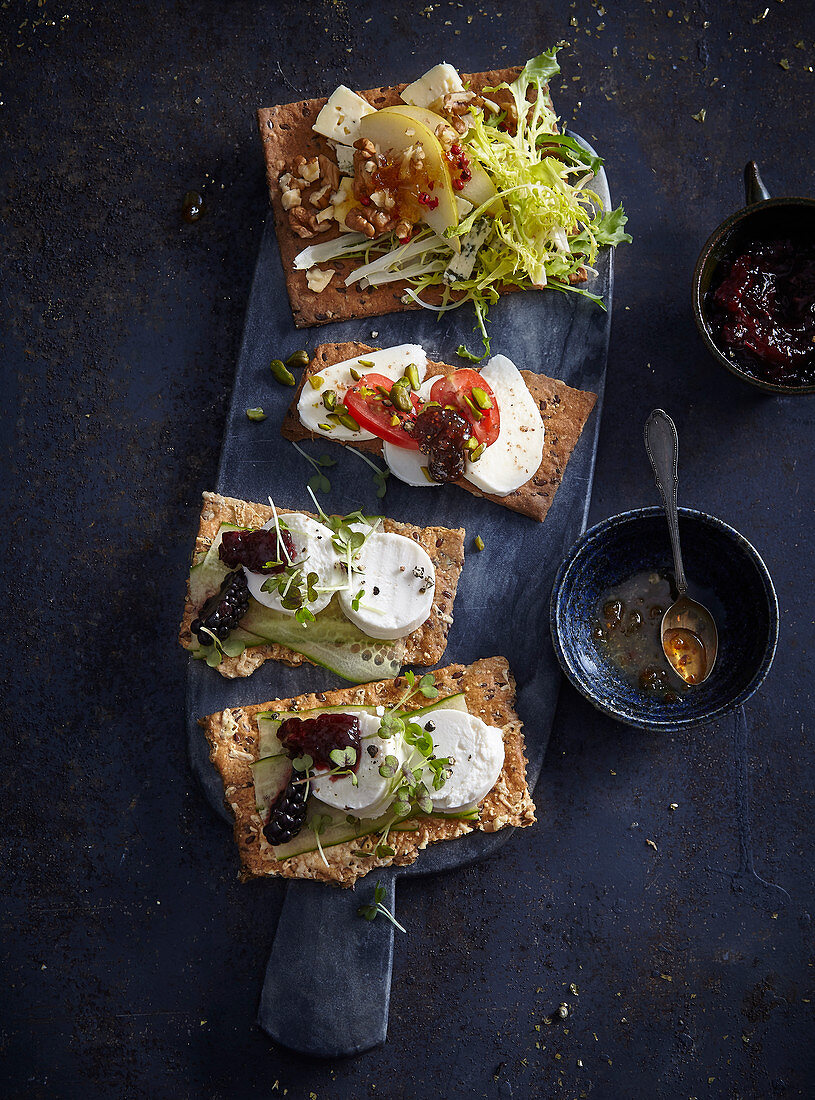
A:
186,138,614,1056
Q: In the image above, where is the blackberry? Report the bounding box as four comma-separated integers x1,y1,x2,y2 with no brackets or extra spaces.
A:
278,713,362,772
412,406,471,482
190,570,250,645
264,771,309,846
219,526,295,573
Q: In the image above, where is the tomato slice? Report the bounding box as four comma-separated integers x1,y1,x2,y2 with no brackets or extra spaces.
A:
429,368,500,446
343,372,421,449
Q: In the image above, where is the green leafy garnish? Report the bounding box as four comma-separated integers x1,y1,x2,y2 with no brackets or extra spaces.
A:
310,812,334,869
193,625,247,667
457,343,488,362
291,441,335,493
346,447,390,498
357,881,406,933
329,746,358,769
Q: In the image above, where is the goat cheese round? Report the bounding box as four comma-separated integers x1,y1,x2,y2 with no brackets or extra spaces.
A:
243,513,342,616
463,354,544,496
338,531,435,639
297,344,428,441
310,712,407,818
416,709,505,812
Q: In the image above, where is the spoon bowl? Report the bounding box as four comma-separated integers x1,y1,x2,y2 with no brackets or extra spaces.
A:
660,593,718,685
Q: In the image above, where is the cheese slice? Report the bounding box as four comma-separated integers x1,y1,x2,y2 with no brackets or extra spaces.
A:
416,710,505,812
463,354,544,496
338,531,436,639
382,441,440,488
401,63,464,108
313,85,375,144
310,712,407,818
298,344,427,441
243,513,343,616
329,141,355,176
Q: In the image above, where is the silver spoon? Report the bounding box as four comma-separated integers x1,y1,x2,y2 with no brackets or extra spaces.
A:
644,409,718,685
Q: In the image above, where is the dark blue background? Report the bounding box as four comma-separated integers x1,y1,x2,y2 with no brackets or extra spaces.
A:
2,1,813,1096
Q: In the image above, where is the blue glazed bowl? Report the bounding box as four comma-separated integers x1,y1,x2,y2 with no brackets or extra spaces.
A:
550,507,779,731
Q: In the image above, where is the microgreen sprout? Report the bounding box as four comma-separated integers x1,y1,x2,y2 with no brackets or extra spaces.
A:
290,440,336,493
310,813,334,869
351,588,365,611
346,447,390,498
194,625,246,667
357,881,406,933
372,672,450,823
329,746,358,769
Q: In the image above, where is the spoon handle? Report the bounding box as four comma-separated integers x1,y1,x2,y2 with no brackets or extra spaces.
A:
644,409,688,595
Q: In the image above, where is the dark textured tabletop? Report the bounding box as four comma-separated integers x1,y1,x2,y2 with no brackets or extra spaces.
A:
3,1,814,1097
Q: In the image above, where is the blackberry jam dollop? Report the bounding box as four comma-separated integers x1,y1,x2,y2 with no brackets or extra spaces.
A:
411,406,472,482
219,527,295,573
707,237,815,386
278,713,362,772
191,570,250,645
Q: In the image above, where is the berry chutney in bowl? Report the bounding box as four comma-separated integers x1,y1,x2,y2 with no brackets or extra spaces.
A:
693,162,815,394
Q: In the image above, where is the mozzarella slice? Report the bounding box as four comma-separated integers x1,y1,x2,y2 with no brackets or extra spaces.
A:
401,63,464,108
415,710,505,812
310,712,407,818
244,513,342,616
338,531,435,639
313,85,375,144
463,354,544,496
297,344,428,441
382,441,440,487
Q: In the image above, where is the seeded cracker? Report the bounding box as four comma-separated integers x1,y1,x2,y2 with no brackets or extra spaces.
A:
178,492,465,678
201,657,536,888
281,343,598,523
257,68,578,327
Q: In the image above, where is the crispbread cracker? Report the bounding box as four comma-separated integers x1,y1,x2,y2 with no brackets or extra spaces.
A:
179,491,464,678
282,343,597,522
201,656,536,888
256,67,576,327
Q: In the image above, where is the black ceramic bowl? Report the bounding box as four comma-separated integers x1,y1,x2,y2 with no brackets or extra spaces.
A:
550,507,779,731
693,162,815,395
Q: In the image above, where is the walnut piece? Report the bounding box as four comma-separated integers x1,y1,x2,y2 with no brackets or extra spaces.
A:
309,184,332,209
318,154,340,193
306,266,335,293
345,208,377,239
281,188,301,211
288,207,317,238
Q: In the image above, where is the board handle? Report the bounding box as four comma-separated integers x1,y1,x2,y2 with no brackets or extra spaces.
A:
257,876,395,1056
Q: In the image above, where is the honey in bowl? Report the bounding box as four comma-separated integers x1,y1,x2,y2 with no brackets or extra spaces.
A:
592,572,689,702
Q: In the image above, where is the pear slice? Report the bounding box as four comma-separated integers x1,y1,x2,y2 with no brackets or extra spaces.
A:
358,107,459,250
385,104,501,214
